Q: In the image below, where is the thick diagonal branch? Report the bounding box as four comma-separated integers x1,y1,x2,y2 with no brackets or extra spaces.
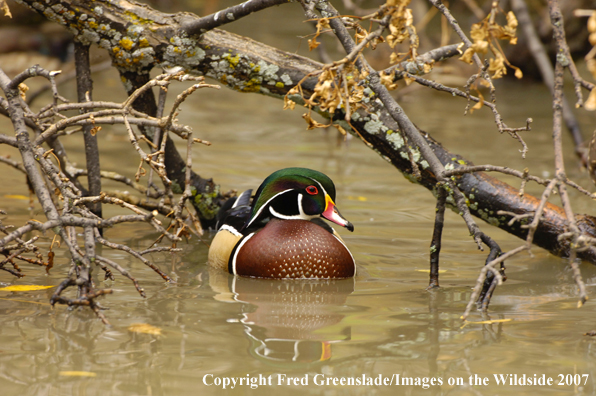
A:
14,0,596,264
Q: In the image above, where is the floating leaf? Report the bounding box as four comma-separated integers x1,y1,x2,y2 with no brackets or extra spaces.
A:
128,323,162,335
347,196,367,201
59,371,97,377
4,194,29,200
416,269,447,273
0,285,54,292
462,318,512,327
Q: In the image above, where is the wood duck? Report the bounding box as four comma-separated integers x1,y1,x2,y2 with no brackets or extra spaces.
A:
208,167,355,279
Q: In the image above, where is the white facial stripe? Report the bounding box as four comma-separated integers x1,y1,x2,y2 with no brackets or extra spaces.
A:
246,189,293,228
298,193,305,217
269,205,315,220
314,179,328,198
231,233,254,275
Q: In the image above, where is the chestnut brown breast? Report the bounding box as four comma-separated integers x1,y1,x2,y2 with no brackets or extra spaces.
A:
231,218,355,279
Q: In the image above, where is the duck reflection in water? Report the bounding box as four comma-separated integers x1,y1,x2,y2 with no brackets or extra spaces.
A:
209,268,354,364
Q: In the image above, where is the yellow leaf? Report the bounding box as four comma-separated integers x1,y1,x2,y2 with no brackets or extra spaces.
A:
283,97,296,111
128,323,162,335
586,88,596,111
422,61,434,74
347,196,368,201
489,56,506,79
1,0,12,18
4,194,29,200
318,17,330,30
302,113,330,130
459,47,476,65
0,285,54,292
590,32,596,47
588,12,596,33
506,11,518,30
308,38,320,51
18,83,28,100
416,269,447,273
465,318,512,325
469,90,484,114
380,70,398,90
59,371,97,377
354,29,367,45
471,40,488,55
470,22,488,42
389,52,399,65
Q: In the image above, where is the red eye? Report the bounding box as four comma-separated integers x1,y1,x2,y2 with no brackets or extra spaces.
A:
305,185,318,195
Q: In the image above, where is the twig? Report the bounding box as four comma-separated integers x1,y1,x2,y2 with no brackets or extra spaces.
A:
181,0,292,36
428,184,446,288
462,245,528,320
548,0,589,306
510,0,584,161
75,42,102,220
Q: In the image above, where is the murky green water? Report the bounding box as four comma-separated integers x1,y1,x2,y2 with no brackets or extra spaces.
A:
2,2,596,395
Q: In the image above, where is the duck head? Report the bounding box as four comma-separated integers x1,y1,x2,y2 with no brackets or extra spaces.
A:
244,167,354,232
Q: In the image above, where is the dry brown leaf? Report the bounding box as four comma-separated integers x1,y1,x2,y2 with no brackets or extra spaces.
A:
380,70,398,90
489,55,506,79
318,17,330,29
459,47,476,64
349,84,364,103
512,65,523,79
283,97,296,110
469,90,484,113
389,52,399,64
18,83,28,100
460,9,520,76
1,0,12,18
354,28,367,45
586,88,596,111
302,113,329,130
470,22,488,42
